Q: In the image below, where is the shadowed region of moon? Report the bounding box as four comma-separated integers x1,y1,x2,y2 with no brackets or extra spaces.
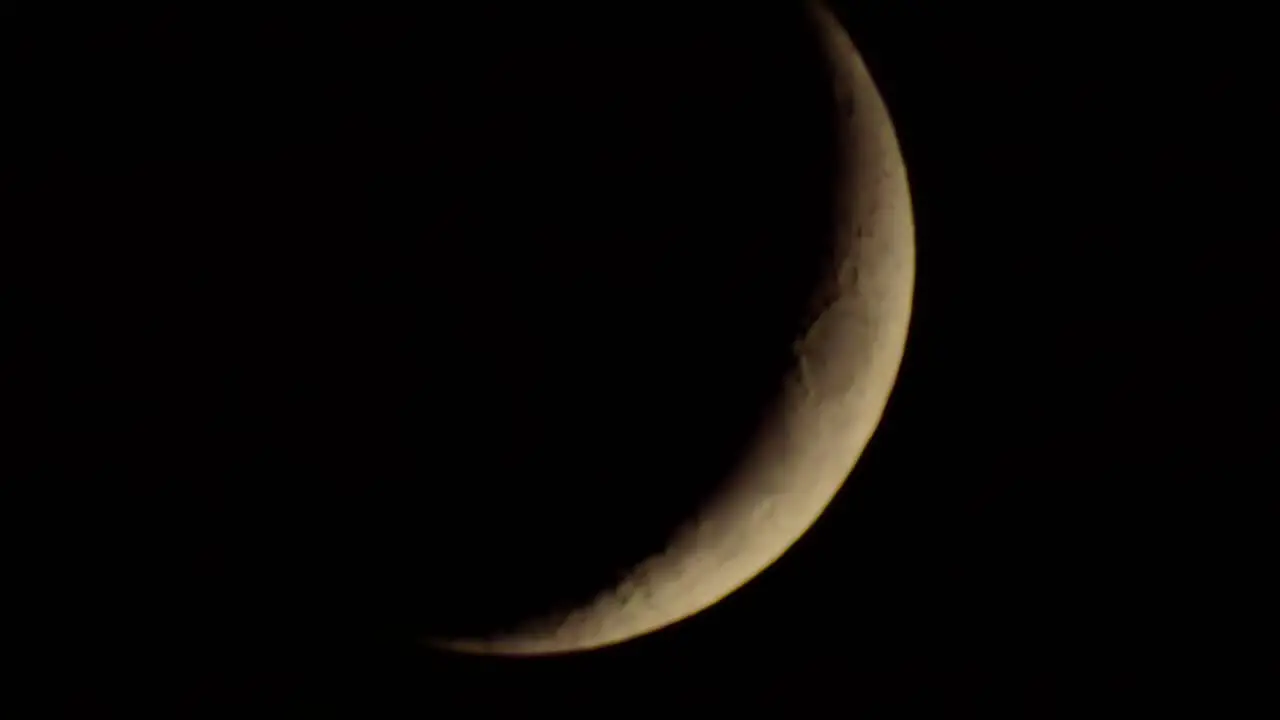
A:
9,5,909,654
367,6,850,644
439,2,915,654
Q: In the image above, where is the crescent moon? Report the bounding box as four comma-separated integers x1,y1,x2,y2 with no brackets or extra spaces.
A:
436,3,915,655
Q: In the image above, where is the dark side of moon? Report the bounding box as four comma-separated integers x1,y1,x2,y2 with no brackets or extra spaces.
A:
17,4,911,654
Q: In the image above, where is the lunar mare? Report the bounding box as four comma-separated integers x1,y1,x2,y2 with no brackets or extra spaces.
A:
436,3,915,655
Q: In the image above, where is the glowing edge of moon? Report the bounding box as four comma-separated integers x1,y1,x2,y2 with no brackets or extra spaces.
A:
432,2,915,656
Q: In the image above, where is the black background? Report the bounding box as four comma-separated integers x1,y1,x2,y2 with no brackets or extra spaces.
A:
7,3,1275,715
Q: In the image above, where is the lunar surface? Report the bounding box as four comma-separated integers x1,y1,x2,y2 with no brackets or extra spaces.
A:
437,3,916,655
7,6,912,659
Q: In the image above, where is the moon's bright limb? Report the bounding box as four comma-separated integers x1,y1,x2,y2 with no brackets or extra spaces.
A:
436,2,915,655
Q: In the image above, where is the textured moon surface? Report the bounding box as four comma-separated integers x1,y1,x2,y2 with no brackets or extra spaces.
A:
437,3,916,655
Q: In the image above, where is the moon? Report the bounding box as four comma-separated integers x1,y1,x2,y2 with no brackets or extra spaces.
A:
435,3,915,656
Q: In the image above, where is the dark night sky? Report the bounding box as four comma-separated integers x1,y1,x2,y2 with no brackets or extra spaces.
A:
8,3,1274,714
